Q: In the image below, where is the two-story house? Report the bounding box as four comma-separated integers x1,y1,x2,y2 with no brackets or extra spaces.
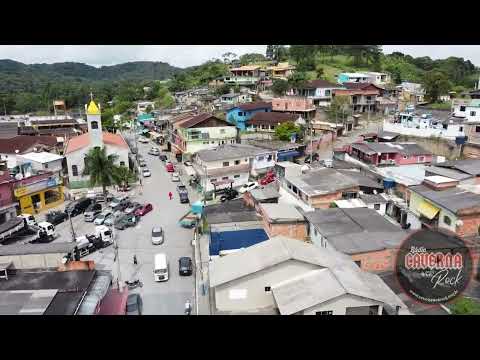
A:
193,144,266,193
334,83,383,113
349,142,432,167
266,62,295,80
224,65,262,87
219,93,252,107
246,112,300,133
337,72,370,84
291,80,342,107
364,72,391,86
169,113,238,161
453,99,480,122
226,102,272,131
271,97,316,120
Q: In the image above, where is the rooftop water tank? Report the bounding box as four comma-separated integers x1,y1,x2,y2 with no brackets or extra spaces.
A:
383,178,396,189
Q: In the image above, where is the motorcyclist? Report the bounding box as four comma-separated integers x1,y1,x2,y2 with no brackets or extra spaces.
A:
185,299,192,315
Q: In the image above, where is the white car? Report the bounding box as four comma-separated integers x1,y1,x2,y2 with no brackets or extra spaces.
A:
138,137,149,143
171,173,180,182
143,168,151,177
94,211,113,225
238,181,259,194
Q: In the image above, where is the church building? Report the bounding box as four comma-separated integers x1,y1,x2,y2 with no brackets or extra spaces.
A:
64,99,129,189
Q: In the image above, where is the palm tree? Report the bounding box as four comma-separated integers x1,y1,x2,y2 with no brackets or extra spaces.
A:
82,146,119,195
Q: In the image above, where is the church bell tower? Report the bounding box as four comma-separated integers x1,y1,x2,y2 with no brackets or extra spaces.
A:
85,95,103,148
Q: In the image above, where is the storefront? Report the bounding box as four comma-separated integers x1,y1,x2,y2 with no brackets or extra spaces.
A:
14,177,64,214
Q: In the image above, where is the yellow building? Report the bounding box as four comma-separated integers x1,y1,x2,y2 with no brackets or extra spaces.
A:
14,176,64,214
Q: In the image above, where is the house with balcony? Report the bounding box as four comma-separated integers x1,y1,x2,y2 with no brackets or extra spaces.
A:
266,62,296,81
337,72,371,84
192,143,266,193
219,93,252,107
364,72,391,86
334,83,382,113
349,142,432,167
224,65,262,87
271,97,316,120
407,178,480,238
290,80,343,107
226,102,272,131
169,113,237,161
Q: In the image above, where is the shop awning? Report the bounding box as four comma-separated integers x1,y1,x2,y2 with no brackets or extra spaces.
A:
417,200,440,220
277,150,300,161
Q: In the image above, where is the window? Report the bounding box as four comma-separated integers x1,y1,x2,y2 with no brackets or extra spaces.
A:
265,109,268,112
444,216,452,226
220,129,226,134
264,286,271,292
238,112,243,116
355,261,362,267
271,126,275,130
316,311,333,315
374,204,381,210
222,161,229,167
71,165,78,176
211,141,215,144
231,140,235,144
314,228,318,236
91,121,99,129
476,126,480,133
211,178,217,183
234,160,240,165
267,155,273,161
418,156,426,163
245,158,248,162
403,155,408,159
471,111,476,117
44,163,49,169
120,161,125,166
203,141,209,144
44,189,61,205
234,175,240,179
325,90,331,96
83,158,89,175
257,156,264,161
222,176,229,180
460,106,466,112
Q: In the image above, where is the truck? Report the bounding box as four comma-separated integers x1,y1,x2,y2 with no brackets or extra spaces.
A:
74,225,114,257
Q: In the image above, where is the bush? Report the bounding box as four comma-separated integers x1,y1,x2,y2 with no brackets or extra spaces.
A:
448,297,480,315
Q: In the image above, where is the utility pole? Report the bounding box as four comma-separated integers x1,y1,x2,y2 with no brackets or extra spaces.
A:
111,223,122,291
68,211,76,242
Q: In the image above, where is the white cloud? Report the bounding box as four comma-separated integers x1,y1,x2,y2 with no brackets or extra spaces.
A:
0,45,267,68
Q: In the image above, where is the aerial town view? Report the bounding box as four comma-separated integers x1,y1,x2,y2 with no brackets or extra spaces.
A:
1,45,480,315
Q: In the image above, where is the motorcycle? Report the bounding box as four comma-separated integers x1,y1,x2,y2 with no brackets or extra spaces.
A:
185,300,192,315
125,279,143,289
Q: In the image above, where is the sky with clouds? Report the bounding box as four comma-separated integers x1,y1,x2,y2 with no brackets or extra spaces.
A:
0,45,479,68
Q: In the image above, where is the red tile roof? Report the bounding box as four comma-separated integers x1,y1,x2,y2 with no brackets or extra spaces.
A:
65,132,129,154
0,135,58,154
247,112,298,126
342,82,383,91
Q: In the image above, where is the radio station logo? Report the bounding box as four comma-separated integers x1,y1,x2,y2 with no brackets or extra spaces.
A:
395,229,473,305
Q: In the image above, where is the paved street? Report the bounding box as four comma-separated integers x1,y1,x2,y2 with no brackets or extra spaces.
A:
43,133,195,315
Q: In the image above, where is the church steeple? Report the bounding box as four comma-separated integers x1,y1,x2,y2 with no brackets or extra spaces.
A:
85,95,103,148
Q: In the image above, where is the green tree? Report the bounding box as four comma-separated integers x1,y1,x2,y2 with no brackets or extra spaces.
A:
82,147,119,195
271,79,289,96
239,53,266,65
145,105,153,113
275,121,301,141
330,95,351,120
287,71,308,88
449,297,480,315
423,70,452,102
113,165,138,187
214,84,232,96
289,45,316,71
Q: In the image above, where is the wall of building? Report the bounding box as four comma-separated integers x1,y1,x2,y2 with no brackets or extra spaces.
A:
17,158,63,174
396,135,461,160
182,126,238,154
394,153,433,165
384,121,464,141
302,293,383,315
227,107,271,130
464,143,480,159
263,219,307,241
350,249,398,273
66,146,129,187
214,259,318,313
366,203,387,216
456,214,480,238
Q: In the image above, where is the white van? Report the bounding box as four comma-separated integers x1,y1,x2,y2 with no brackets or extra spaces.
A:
154,253,169,282
37,221,55,238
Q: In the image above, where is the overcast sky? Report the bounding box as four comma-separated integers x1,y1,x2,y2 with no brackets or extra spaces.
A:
0,45,479,68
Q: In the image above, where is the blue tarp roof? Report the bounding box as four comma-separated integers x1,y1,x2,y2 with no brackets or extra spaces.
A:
209,229,269,256
277,150,300,161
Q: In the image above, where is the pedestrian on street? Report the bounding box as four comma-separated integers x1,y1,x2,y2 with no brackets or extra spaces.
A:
133,254,138,265
168,191,173,200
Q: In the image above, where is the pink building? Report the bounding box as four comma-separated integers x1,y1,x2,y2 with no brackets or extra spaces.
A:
271,97,316,120
349,142,432,166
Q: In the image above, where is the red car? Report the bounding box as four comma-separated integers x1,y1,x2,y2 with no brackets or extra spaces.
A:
166,162,174,173
260,170,275,185
135,203,153,216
